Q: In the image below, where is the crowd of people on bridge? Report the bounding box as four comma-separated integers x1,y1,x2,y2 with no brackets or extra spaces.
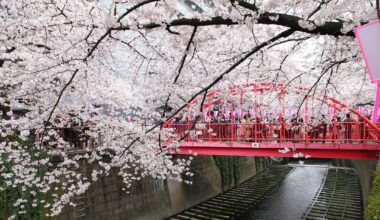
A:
170,112,375,143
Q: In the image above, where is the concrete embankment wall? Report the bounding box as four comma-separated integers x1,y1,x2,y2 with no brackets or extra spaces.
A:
335,159,378,207
350,159,377,207
54,156,273,220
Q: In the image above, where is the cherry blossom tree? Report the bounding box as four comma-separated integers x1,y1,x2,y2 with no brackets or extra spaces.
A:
0,0,377,217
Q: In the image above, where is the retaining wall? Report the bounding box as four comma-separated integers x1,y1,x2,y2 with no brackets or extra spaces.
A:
53,155,272,220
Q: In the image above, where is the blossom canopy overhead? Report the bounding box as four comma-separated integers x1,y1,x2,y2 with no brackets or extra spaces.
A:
0,0,377,217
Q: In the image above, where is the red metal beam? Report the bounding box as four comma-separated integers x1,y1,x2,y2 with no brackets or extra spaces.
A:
169,147,378,160
174,142,380,150
329,97,380,134
164,142,380,160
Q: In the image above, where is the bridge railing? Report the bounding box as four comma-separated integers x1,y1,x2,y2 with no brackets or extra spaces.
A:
168,122,378,144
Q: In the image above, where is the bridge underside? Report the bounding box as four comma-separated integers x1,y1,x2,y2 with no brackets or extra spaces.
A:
167,142,379,160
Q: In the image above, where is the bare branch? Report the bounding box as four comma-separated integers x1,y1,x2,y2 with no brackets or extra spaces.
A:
41,69,79,139
121,28,295,153
114,13,356,37
164,28,295,123
162,26,198,118
117,0,160,22
174,26,198,83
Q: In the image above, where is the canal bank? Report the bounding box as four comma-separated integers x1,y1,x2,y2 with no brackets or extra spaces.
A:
48,157,375,220
366,162,380,219
334,159,377,207
53,155,273,220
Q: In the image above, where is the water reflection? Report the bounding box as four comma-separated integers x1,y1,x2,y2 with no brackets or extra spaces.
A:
242,164,329,220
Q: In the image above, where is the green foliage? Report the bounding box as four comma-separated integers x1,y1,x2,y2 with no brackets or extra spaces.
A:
0,134,51,220
366,162,380,220
213,156,240,190
7,133,33,146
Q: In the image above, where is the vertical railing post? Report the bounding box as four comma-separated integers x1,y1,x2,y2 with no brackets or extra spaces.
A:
254,122,257,142
305,95,309,145
187,115,190,142
231,98,234,141
279,90,285,144
364,121,367,144
279,114,283,144
221,101,225,142
240,90,244,142
254,85,257,116
333,105,337,144
207,97,211,142
251,121,254,142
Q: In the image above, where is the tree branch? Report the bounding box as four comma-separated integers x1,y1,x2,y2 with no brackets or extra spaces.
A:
121,28,295,153
41,69,79,141
115,13,355,37
162,26,198,118
164,28,295,124
117,0,160,22
174,26,198,83
85,0,160,60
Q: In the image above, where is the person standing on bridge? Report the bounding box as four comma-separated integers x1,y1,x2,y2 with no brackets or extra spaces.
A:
334,116,343,142
344,113,353,143
243,115,251,140
255,117,264,142
237,117,246,141
320,114,328,143
308,116,317,143
358,117,367,143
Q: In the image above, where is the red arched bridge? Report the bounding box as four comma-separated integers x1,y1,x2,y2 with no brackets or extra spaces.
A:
163,82,380,160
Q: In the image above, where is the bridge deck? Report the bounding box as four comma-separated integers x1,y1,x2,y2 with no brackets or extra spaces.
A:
166,122,380,160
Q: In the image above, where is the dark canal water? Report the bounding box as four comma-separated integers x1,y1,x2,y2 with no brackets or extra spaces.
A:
242,164,328,219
